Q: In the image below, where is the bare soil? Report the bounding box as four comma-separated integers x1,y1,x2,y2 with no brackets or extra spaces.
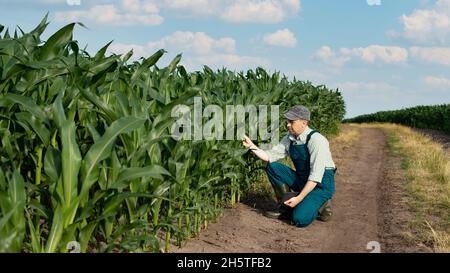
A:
171,126,430,253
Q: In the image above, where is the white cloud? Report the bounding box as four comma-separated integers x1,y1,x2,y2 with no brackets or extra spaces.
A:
161,0,301,23
189,54,268,69
345,45,408,63
54,0,163,26
162,0,217,15
313,46,351,66
392,0,450,45
146,31,236,55
38,0,65,3
367,0,381,6
109,43,150,57
221,1,288,23
314,45,408,66
424,75,450,88
334,82,397,92
263,28,297,48
283,0,301,12
38,0,110,4
289,69,332,85
53,0,301,25
410,46,450,65
123,0,159,13
108,31,268,70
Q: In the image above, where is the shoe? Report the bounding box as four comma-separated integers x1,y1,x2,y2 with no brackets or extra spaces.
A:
263,184,295,220
263,205,292,220
318,200,332,222
278,206,293,220
263,209,282,219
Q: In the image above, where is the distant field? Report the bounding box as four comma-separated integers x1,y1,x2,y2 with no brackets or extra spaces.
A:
345,104,450,134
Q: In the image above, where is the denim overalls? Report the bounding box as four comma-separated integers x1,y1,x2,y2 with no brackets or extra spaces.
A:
265,131,335,227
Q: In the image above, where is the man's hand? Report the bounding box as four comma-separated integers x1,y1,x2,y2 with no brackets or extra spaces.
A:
284,181,317,208
242,135,255,149
242,135,270,162
284,195,302,208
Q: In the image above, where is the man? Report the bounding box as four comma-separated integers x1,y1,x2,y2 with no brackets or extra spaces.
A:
242,105,335,227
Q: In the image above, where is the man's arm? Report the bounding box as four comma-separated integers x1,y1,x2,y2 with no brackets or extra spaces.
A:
242,135,288,163
249,145,270,162
248,142,270,162
284,181,317,208
308,135,328,183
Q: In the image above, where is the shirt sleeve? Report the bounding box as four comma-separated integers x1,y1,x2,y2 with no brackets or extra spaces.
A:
308,134,328,183
264,135,290,163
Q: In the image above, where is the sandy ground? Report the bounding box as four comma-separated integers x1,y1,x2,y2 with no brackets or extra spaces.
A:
171,125,431,253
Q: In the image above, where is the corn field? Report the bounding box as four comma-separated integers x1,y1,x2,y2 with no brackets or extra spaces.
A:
0,16,345,252
345,104,450,134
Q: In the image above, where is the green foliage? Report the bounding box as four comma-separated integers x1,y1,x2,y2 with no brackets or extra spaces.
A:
345,104,450,133
0,17,345,252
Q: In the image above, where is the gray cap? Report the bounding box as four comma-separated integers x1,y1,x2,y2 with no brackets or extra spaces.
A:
283,105,311,121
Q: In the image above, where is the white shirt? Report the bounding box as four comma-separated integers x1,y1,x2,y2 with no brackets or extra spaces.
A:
264,126,335,183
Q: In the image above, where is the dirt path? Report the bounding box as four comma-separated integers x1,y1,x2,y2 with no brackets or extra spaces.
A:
172,126,423,253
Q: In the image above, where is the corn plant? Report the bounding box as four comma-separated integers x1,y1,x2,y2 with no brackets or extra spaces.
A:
0,16,345,252
345,104,450,134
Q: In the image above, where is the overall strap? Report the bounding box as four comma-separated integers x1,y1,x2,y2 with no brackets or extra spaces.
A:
305,130,318,145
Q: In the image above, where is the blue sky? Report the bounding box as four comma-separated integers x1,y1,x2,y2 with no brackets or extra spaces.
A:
1,0,449,117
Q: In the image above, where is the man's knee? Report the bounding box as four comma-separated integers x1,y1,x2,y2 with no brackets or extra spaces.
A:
265,162,283,174
292,213,314,228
